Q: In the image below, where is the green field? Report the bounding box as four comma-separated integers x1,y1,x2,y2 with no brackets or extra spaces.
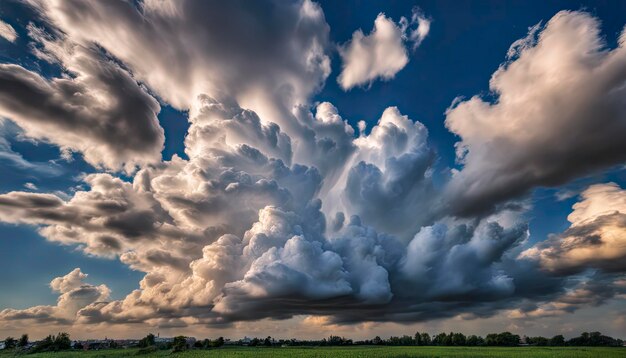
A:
2,346,625,358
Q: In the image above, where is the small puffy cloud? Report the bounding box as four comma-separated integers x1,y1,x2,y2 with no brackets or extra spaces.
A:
408,9,431,48
0,20,17,42
444,11,626,215
521,183,626,274
50,268,89,294
338,9,429,90
0,268,109,326
555,189,577,202
24,182,38,190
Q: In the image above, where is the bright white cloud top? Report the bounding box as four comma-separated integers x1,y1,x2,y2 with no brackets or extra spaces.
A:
0,1,624,338
337,9,430,90
0,20,17,42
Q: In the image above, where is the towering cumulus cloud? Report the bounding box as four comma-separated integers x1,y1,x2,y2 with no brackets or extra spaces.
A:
0,1,625,335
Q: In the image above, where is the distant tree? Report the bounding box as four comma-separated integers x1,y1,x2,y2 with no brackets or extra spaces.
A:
399,335,413,346
17,334,28,348
264,336,272,347
451,332,466,346
250,338,260,347
485,332,520,346
420,333,431,346
528,336,549,346
466,335,483,346
212,337,225,347
433,333,449,346
550,335,565,346
3,337,16,350
372,336,383,345
139,333,156,348
31,333,71,352
172,336,187,352
328,335,345,346
414,331,422,346
567,331,622,346
581,332,590,342
31,335,53,352
589,331,602,346
53,332,71,350
74,342,84,350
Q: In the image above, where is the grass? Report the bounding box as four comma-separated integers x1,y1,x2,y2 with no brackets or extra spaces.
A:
1,346,625,358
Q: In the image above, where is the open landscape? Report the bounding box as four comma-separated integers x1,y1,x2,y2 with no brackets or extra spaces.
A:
1,1,626,357
1,346,625,358
2,332,624,357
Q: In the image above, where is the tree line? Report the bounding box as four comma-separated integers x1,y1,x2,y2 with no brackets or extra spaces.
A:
313,331,622,347
2,333,71,353
2,330,624,353
245,332,622,347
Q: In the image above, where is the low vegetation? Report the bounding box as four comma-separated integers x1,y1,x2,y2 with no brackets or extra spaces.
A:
0,331,623,357
0,346,625,358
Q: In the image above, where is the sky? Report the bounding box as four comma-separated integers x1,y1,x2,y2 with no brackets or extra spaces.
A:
0,0,625,341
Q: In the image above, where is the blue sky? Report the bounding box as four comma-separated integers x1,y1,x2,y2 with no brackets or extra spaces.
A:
0,0,625,339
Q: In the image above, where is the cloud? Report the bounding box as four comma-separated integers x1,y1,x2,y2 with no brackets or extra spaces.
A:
0,20,17,42
408,9,431,49
0,2,624,334
339,107,436,240
521,183,626,274
31,0,331,130
0,119,63,176
0,26,164,172
555,189,577,202
0,94,547,328
444,11,626,216
507,273,626,319
24,182,38,190
337,9,429,90
0,268,109,326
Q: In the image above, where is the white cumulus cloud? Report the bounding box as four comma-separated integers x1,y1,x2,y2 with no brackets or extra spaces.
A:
0,20,17,42
337,9,430,90
445,11,626,216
